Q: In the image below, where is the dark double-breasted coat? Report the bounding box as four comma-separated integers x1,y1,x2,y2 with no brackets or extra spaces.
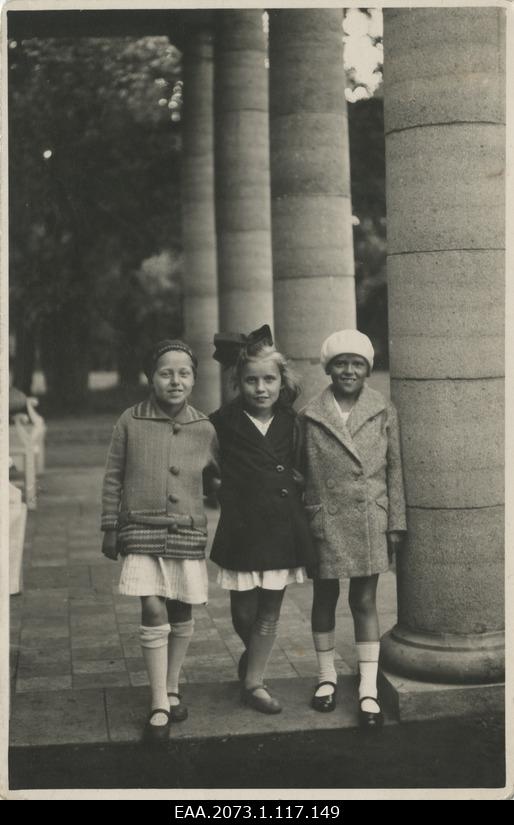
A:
209,399,317,572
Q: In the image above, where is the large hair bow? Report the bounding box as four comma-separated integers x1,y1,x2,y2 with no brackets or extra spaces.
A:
213,324,274,367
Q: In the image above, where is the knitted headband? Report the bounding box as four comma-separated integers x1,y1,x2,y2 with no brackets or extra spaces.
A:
144,339,198,380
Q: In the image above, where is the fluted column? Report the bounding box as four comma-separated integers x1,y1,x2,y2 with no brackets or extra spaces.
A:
181,27,220,413
214,10,274,360
269,8,355,399
381,7,505,683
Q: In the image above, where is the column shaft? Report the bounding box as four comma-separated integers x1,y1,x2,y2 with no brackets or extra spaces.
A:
269,9,355,399
214,10,274,346
182,28,220,413
381,7,505,683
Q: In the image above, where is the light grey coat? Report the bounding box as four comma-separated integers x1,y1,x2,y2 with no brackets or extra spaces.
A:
299,384,407,579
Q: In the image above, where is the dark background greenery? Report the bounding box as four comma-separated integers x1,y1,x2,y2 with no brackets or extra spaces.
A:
9,28,387,413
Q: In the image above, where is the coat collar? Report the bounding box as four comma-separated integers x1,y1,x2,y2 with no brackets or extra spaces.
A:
132,395,208,424
302,384,387,463
214,397,293,461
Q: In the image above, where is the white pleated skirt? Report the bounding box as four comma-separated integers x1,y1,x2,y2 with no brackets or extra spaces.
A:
216,565,306,592
119,554,208,604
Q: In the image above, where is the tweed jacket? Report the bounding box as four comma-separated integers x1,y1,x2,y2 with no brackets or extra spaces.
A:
209,399,317,572
101,396,219,559
299,384,406,579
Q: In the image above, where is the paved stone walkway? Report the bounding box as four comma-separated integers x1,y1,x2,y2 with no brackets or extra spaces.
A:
9,392,398,748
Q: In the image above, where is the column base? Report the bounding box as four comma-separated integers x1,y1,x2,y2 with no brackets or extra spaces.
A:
379,668,505,722
381,625,504,684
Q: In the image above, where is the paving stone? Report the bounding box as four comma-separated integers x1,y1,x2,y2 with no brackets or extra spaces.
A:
71,633,121,648
72,659,126,674
10,689,108,746
16,675,73,693
73,671,130,689
18,636,70,653
122,643,144,659
70,616,118,634
128,671,150,687
73,643,124,661
185,666,237,683
17,661,72,679
125,657,146,673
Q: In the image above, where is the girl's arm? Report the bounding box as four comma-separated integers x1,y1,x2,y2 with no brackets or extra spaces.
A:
101,416,127,532
203,428,221,495
386,404,407,534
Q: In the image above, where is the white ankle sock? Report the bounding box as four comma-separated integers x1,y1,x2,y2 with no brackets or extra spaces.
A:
356,641,380,713
313,631,337,697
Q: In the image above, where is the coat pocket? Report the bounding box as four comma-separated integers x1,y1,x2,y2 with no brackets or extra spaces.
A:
304,504,325,541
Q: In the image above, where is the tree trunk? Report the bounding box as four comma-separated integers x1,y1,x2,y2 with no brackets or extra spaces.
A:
39,300,91,412
117,332,141,388
12,302,36,395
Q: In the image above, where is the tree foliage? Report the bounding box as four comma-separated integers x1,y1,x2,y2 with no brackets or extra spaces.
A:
9,35,183,409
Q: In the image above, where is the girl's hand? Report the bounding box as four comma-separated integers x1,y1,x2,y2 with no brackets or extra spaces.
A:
387,531,405,564
102,530,119,561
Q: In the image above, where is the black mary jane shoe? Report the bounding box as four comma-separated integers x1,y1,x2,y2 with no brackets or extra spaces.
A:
358,696,384,729
311,680,337,713
237,650,248,682
167,692,188,723
243,684,282,715
143,708,172,744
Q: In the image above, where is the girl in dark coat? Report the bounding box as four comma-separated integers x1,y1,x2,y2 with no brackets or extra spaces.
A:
210,326,316,714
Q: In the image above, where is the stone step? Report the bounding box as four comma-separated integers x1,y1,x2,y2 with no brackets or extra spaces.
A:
10,676,393,749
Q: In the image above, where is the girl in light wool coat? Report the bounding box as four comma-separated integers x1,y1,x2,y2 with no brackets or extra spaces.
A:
101,340,219,743
299,330,407,728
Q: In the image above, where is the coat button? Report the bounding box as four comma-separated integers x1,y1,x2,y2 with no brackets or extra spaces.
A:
358,503,367,512
169,465,180,475
280,488,289,497
327,504,338,515
169,522,178,533
276,464,285,473
168,494,179,503
326,479,336,489
173,423,181,434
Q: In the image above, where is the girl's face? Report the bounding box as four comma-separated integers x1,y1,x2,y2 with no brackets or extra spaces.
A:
329,353,368,398
151,350,195,412
240,358,281,419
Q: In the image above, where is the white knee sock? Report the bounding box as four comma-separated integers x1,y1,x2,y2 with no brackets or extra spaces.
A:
140,623,170,721
313,630,337,697
356,641,380,713
167,618,194,706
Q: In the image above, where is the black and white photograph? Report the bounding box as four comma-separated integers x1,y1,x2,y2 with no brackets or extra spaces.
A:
2,0,510,800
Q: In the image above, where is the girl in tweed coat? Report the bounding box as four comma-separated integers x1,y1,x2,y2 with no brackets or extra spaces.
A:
101,340,219,742
299,330,407,728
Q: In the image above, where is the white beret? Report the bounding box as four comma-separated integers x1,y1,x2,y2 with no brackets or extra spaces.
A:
320,329,374,372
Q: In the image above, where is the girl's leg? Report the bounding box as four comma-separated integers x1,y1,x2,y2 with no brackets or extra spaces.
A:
311,578,340,699
348,575,381,715
166,599,193,711
230,588,259,648
140,596,171,726
244,587,285,713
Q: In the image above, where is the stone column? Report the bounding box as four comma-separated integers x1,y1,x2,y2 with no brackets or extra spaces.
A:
181,26,220,414
269,9,355,399
381,8,505,684
214,10,274,348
